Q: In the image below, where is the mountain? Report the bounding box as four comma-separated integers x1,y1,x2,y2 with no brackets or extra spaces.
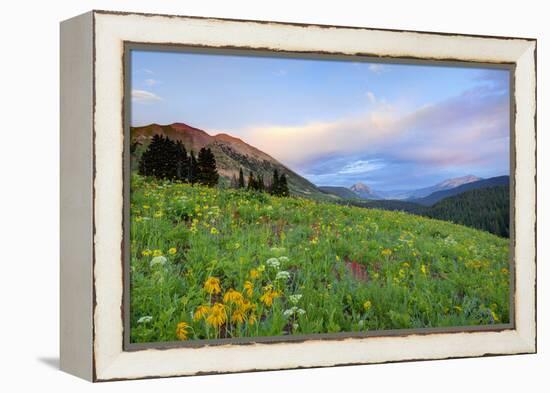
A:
130,123,327,199
319,186,361,200
349,182,382,199
413,176,509,206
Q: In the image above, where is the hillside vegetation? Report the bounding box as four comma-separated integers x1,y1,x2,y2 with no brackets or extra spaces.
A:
130,174,510,343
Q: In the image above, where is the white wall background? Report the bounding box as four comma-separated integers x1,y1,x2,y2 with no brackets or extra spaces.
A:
0,0,546,391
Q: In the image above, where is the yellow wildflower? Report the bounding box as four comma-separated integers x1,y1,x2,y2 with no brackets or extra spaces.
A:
206,303,226,327
154,211,163,218
363,300,372,311
249,269,260,280
203,276,221,295
454,305,462,312
231,309,245,324
491,310,500,322
501,267,509,274
143,205,150,210
193,305,210,321
223,289,244,305
248,314,257,325
244,281,254,297
176,321,190,340
402,262,410,268
168,247,177,255
420,264,427,275
335,255,340,262
260,289,280,307
381,248,392,257
153,249,163,257
210,227,218,235
141,249,152,257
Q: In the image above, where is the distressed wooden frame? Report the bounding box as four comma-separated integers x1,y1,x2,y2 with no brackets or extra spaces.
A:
60,10,537,382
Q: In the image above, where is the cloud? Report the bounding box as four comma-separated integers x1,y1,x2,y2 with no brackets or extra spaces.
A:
366,91,377,104
144,78,158,86
132,89,162,102
368,64,386,73
338,160,385,175
240,82,509,177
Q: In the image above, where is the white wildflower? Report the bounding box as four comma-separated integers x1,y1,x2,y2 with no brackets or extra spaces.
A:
137,316,153,324
266,257,280,269
288,294,302,304
150,255,167,267
275,271,291,281
278,256,289,263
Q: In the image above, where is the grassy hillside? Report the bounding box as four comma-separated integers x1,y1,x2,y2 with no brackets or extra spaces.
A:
319,186,360,200
130,174,510,343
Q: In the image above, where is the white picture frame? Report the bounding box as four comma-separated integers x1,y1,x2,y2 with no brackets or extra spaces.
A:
60,10,536,381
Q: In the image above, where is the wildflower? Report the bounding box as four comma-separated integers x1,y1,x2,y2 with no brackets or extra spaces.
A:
168,247,177,255
143,205,150,210
454,305,462,312
137,316,153,324
501,267,509,274
363,300,372,311
249,269,261,280
490,310,500,323
248,314,257,325
141,249,152,257
402,262,410,268
135,216,143,223
206,303,226,327
266,257,280,269
381,249,392,257
150,256,167,268
243,281,254,297
278,256,289,263
193,305,210,321
223,289,244,305
231,309,246,324
203,276,221,295
288,294,302,304
335,255,340,262
275,271,291,281
292,323,299,330
257,264,266,272
176,321,190,340
154,211,163,218
260,289,281,307
399,269,406,278
420,264,427,275
153,249,163,257
234,242,241,249
210,227,218,235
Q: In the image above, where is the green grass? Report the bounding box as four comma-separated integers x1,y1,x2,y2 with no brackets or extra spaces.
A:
129,174,510,343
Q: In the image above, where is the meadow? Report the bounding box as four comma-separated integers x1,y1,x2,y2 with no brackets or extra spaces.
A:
129,174,510,343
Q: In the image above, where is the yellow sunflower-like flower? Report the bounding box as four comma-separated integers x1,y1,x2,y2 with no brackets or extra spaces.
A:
210,227,218,235
203,276,221,295
168,247,177,255
420,264,428,275
231,309,246,324
243,281,254,297
260,289,280,307
363,300,372,311
223,289,244,305
381,248,392,257
176,321,190,340
206,303,226,328
141,249,152,257
153,249,163,257
193,305,210,321
249,269,260,280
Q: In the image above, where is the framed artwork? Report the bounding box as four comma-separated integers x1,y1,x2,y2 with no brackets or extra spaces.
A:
60,10,537,381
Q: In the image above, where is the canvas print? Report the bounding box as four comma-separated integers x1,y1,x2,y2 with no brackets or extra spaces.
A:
128,49,511,344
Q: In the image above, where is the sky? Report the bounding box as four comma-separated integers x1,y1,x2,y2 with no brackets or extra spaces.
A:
131,49,510,191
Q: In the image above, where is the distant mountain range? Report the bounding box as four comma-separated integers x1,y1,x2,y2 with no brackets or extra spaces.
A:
412,176,510,206
320,175,484,202
131,123,329,199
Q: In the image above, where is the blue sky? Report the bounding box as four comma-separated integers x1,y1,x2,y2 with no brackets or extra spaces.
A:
131,50,510,191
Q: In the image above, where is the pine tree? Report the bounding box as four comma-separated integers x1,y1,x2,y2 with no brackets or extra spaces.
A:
175,141,188,182
270,169,280,195
278,173,290,196
196,147,219,187
188,151,198,184
238,168,245,189
257,174,265,192
247,172,256,191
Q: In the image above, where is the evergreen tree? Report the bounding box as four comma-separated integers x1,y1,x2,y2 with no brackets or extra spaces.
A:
257,174,265,192
175,141,188,182
138,134,178,179
270,169,280,195
247,172,256,191
278,174,290,197
238,168,245,189
188,151,198,184
196,147,219,187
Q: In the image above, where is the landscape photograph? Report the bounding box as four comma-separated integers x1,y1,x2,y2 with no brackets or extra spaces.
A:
128,49,511,344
